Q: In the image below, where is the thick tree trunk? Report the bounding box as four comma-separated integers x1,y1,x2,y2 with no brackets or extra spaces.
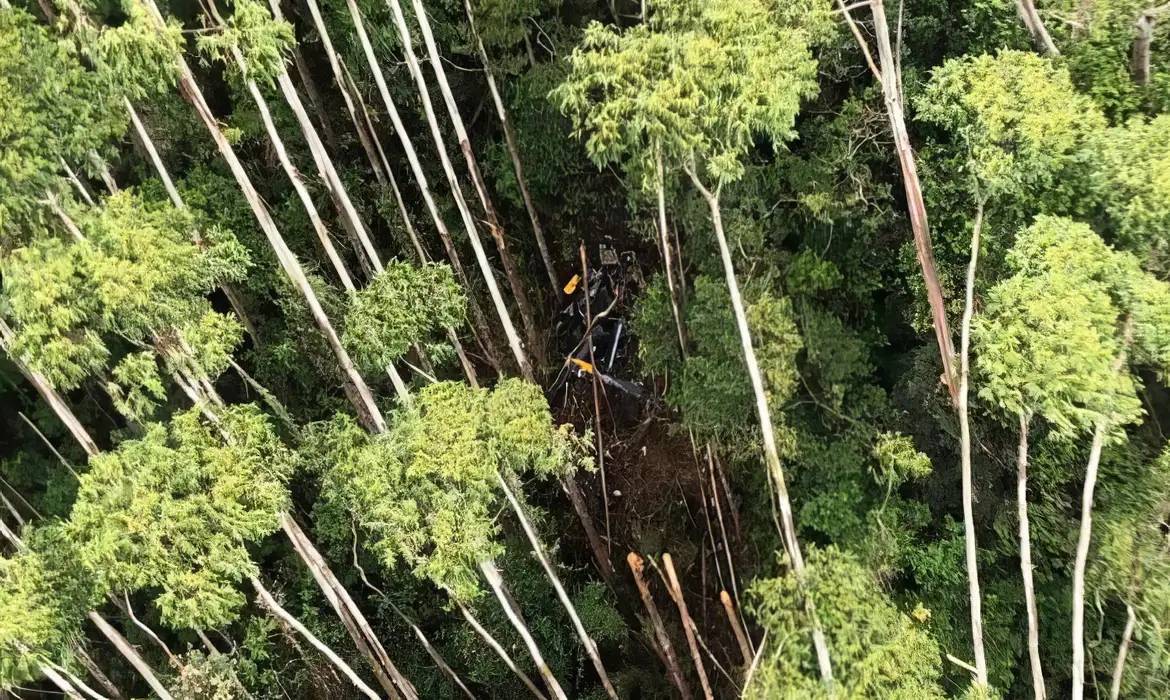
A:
39,662,85,699
868,0,959,405
87,612,174,700
656,151,688,357
686,169,834,684
381,0,535,381
1109,604,1137,700
957,200,989,688
74,648,124,699
249,577,381,700
1016,0,1060,55
1017,414,1046,699
627,552,690,697
495,471,618,699
406,0,542,365
280,513,417,700
1072,319,1134,700
1130,5,1169,85
455,601,548,700
478,558,568,700
465,0,559,297
662,553,712,700
142,0,386,432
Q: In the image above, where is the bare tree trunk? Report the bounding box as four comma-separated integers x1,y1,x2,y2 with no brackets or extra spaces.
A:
685,168,834,685
627,552,690,697
74,648,124,699
56,662,111,700
382,0,535,381
0,319,100,457
656,150,688,357
232,59,358,292
280,513,417,700
455,601,548,700
40,662,85,699
87,612,174,700
465,0,559,297
957,199,989,688
495,472,618,699
1072,318,1133,700
331,0,506,376
662,553,712,700
288,43,341,154
561,474,617,587
863,0,959,405
249,577,381,700
478,559,568,700
720,590,753,666
1130,5,1169,85
1017,414,1046,699
1109,604,1137,700
1015,0,1060,55
142,0,387,432
406,0,542,366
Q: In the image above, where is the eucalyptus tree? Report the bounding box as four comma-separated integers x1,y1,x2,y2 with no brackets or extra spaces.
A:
557,0,836,683
128,0,388,431
916,50,1107,694
315,379,617,699
377,0,536,381
65,405,384,699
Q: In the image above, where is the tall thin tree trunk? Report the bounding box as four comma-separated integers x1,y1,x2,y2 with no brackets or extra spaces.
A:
322,0,503,373
381,0,535,381
406,0,542,365
656,149,687,356
868,0,959,405
685,168,834,685
288,43,341,154
1017,414,1046,699
249,577,381,700
561,474,616,587
455,601,548,700
720,590,753,666
74,648,124,699
1072,317,1133,700
0,320,99,457
495,471,618,699
87,612,174,700
280,513,417,700
1130,5,1169,85
1109,605,1137,700
1015,0,1060,55
39,662,84,699
142,0,386,432
226,46,359,292
957,199,989,688
465,0,559,297
478,559,568,700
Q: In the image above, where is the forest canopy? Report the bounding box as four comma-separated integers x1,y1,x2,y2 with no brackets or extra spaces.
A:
2,0,1170,698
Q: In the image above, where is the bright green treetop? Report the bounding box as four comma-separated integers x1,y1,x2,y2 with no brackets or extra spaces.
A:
1090,115,1170,271
0,525,97,691
554,0,830,188
917,50,1105,198
975,215,1170,436
746,546,945,698
196,0,295,87
67,405,293,630
317,379,587,601
2,189,249,389
0,9,122,239
342,261,465,372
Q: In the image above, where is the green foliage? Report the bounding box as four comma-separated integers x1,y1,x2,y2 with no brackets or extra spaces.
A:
0,525,96,690
917,51,1105,196
172,649,251,700
872,432,933,488
67,406,292,629
197,0,295,87
635,274,802,452
746,546,945,698
0,9,123,237
2,189,248,389
317,380,588,601
79,0,184,101
555,0,830,187
1089,115,1170,270
342,261,464,370
106,350,167,424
